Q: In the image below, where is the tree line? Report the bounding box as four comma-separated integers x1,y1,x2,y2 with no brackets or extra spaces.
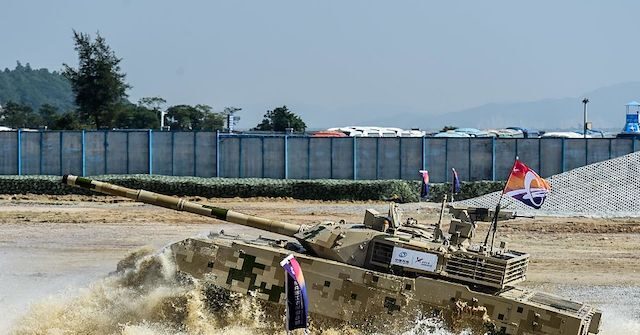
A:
0,31,306,132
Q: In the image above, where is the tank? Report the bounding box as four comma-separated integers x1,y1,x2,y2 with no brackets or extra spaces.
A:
62,175,601,335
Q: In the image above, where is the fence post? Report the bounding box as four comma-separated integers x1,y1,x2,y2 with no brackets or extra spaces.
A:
307,137,311,179
239,136,243,178
467,138,471,181
125,131,130,174
284,135,289,179
538,138,542,175
585,138,589,166
491,137,496,181
398,138,403,179
330,137,334,179
148,129,153,175
421,136,426,171
444,138,449,183
39,130,43,175
261,137,266,178
171,131,175,176
193,132,197,176
81,130,86,176
352,136,357,180
561,138,566,172
17,129,22,175
60,132,64,175
215,130,220,177
103,131,108,174
375,137,379,179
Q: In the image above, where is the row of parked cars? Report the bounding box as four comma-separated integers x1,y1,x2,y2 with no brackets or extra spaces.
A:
315,126,610,138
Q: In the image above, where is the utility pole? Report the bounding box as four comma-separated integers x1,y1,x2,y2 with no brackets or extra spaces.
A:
582,98,589,139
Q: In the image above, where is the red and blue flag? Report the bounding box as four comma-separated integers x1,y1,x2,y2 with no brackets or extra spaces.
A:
280,254,309,331
503,160,550,209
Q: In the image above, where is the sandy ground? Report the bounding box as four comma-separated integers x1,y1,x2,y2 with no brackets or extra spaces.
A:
0,194,639,333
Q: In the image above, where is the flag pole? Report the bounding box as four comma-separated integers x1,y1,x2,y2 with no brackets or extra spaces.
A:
483,157,518,251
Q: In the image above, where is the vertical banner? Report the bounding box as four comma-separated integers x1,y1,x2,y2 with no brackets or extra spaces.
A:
419,170,429,198
451,168,461,195
280,254,309,332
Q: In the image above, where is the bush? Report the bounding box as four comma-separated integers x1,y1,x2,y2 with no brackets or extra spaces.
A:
0,175,504,203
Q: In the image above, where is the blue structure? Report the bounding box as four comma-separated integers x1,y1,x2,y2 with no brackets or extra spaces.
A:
617,101,640,138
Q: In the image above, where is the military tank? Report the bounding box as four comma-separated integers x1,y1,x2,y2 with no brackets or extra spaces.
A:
62,174,601,335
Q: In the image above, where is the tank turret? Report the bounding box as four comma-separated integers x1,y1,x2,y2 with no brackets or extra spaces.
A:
62,174,527,290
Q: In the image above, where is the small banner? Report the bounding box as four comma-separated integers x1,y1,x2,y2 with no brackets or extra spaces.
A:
419,170,430,198
451,168,461,194
280,254,309,331
503,159,551,209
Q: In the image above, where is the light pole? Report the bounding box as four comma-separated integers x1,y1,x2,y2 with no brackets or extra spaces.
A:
582,98,589,139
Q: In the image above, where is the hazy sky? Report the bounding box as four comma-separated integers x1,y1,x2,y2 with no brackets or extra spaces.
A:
2,1,639,128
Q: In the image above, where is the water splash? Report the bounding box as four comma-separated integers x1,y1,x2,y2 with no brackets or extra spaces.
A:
9,248,476,335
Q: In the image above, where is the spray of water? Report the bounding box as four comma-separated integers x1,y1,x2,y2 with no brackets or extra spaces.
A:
9,248,477,335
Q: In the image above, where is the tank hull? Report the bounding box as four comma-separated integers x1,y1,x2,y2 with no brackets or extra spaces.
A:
171,236,601,335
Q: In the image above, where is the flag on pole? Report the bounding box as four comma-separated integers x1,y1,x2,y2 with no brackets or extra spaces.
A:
503,159,550,209
280,254,309,332
451,168,461,194
419,170,429,198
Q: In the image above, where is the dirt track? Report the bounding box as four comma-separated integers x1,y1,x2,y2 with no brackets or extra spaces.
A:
1,194,638,286
1,194,639,333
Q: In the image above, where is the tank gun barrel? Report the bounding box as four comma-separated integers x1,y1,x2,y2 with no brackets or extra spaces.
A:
61,175,302,237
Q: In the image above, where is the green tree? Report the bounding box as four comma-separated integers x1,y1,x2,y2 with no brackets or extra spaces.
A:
0,101,42,128
165,104,224,131
253,105,306,132
222,106,241,131
38,104,59,128
50,112,83,130
63,30,130,129
113,102,159,129
0,62,74,112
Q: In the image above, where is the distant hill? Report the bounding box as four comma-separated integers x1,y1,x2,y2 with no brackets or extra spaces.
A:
427,82,640,131
0,62,74,112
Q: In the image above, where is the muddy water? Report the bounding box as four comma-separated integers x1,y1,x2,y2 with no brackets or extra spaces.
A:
1,220,638,334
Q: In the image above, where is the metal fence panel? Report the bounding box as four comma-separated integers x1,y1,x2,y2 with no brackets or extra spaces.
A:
400,138,422,180
0,132,18,175
3,131,640,181
331,138,354,179
469,138,492,181
356,137,378,180
262,137,285,179
287,137,309,179
378,138,401,179
446,139,470,183
425,138,446,183
128,131,149,174
495,139,516,180
173,132,195,176
20,132,40,175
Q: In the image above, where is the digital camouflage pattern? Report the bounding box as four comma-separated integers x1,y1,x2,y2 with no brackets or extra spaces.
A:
62,175,601,335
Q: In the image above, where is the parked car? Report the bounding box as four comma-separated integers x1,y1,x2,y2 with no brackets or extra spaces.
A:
540,131,589,138
507,127,540,138
433,130,471,138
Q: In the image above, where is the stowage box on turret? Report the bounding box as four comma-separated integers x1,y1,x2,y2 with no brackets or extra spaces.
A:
62,175,601,335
